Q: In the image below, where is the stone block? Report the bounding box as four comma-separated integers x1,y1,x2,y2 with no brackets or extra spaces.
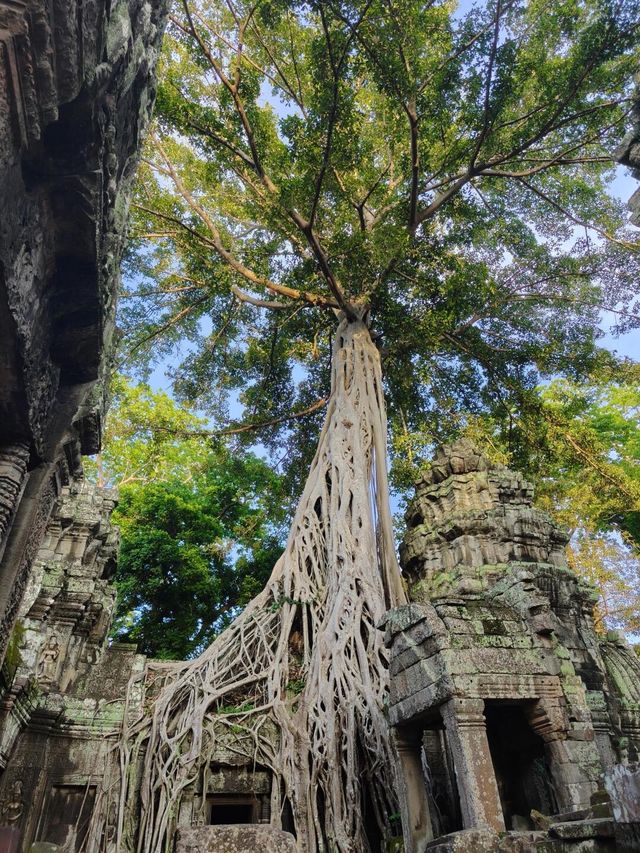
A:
425,829,502,851
382,604,429,641
549,818,614,840
604,762,640,824
175,825,297,852
388,676,455,725
389,642,427,674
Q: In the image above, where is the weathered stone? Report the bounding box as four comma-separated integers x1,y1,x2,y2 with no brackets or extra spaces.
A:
388,441,640,853
424,828,560,852
601,762,640,851
175,825,297,852
603,763,640,824
0,0,167,665
549,818,614,840
425,829,504,852
0,0,166,820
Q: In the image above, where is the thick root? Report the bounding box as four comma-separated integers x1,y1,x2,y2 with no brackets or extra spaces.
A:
90,317,405,853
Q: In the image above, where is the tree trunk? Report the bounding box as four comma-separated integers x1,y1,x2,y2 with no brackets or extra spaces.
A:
91,316,406,852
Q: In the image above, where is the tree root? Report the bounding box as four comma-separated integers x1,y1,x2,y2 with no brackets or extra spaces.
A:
88,317,406,853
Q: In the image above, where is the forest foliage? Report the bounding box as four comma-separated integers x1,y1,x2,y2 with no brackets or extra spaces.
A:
108,0,640,647
88,378,285,658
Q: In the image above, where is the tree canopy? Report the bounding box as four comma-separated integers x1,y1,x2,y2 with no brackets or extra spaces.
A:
88,378,285,658
456,363,640,633
121,0,639,493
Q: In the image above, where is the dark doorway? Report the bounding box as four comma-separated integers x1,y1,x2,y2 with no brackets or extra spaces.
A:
37,784,96,851
485,702,556,829
209,795,258,824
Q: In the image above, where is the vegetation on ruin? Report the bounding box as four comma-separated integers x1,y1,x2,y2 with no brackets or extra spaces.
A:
460,365,640,632
91,0,640,850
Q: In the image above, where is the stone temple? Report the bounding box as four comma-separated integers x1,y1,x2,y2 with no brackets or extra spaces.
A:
0,0,639,849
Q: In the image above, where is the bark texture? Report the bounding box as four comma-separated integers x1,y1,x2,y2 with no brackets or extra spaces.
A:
92,317,406,852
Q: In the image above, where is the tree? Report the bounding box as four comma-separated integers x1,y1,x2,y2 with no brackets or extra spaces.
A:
89,378,285,659
114,478,285,658
456,365,640,634
122,0,640,483
95,2,640,851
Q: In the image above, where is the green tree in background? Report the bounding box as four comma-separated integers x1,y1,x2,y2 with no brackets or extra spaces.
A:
89,378,285,658
456,363,640,633
101,2,640,848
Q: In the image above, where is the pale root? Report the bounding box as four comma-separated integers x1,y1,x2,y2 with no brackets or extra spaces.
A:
88,317,406,852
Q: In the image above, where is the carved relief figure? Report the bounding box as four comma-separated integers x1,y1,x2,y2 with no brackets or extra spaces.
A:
0,779,24,825
37,633,60,683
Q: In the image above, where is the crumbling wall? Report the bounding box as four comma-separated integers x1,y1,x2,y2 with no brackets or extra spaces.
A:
386,440,639,852
0,480,147,850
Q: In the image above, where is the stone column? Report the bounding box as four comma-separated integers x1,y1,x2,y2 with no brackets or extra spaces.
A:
393,727,433,853
526,699,599,812
441,697,505,832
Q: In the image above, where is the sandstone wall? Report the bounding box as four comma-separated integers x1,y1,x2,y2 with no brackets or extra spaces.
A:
0,0,166,662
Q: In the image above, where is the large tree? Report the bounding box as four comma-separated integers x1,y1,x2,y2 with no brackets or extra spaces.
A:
88,378,285,658
96,2,640,851
455,365,640,634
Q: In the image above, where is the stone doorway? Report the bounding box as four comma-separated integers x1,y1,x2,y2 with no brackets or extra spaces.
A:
208,793,261,824
422,725,462,837
484,701,556,829
35,783,96,851
394,715,464,851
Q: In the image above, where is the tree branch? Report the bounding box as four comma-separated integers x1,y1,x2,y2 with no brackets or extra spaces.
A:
231,285,293,310
468,0,502,170
516,177,638,249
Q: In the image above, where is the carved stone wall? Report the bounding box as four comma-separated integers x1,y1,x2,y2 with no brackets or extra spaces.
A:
0,0,167,663
0,480,148,851
0,478,285,851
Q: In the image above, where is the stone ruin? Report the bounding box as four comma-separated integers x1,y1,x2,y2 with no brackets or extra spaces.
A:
386,440,640,852
0,481,298,853
0,0,638,847
0,0,166,846
0,0,166,670
0,439,638,851
0,481,146,850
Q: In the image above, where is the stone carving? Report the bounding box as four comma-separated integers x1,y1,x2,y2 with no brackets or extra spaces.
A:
599,638,640,762
16,482,119,693
0,478,150,849
0,0,167,664
0,0,167,846
36,636,59,685
0,471,58,670
0,444,29,552
0,778,23,824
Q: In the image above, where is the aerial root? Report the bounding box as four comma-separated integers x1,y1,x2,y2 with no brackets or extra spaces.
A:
88,317,405,853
